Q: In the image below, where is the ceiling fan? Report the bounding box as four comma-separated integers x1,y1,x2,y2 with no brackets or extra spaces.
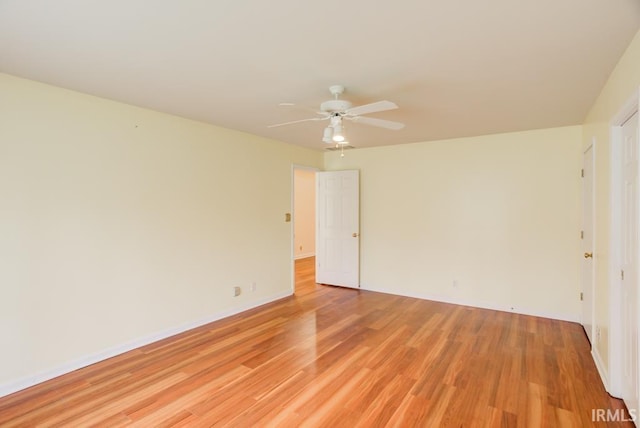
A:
268,85,405,145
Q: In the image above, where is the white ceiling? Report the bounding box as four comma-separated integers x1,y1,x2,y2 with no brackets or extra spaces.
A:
1,1,639,150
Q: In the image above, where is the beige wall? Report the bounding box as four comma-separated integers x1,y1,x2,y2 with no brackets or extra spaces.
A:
325,126,583,321
0,73,322,394
294,169,316,259
582,29,640,378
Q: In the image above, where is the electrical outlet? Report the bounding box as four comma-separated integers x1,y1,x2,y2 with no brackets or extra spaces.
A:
251,282,256,292
452,280,458,288
233,286,241,297
595,326,601,343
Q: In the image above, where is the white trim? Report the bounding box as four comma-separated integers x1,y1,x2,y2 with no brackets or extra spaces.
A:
608,87,640,398
581,138,596,343
360,284,579,323
611,89,640,126
609,121,624,397
294,252,315,260
593,346,610,392
0,290,292,399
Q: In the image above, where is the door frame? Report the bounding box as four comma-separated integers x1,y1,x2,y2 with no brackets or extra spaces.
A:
582,139,596,345
609,87,640,398
291,164,319,293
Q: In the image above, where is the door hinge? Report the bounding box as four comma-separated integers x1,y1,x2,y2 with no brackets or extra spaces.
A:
621,270,625,280
580,292,584,301
581,168,584,178
580,230,584,239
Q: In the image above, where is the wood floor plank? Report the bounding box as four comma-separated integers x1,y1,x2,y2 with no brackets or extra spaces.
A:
0,256,632,427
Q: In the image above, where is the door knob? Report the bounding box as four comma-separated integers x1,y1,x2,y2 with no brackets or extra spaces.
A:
584,252,593,259
352,233,359,238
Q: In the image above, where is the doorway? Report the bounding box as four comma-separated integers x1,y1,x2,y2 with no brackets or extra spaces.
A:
292,166,317,293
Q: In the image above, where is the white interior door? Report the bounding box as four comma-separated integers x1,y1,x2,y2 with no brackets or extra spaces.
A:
582,144,595,344
620,111,639,415
316,170,360,288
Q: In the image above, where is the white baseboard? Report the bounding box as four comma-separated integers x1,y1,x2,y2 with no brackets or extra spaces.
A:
592,346,610,392
0,290,293,399
294,252,315,260
360,284,579,323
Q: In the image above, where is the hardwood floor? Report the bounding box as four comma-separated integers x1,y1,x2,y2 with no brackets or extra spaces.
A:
0,257,631,427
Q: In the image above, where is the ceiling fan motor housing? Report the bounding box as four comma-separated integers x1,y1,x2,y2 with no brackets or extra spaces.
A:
320,99,353,113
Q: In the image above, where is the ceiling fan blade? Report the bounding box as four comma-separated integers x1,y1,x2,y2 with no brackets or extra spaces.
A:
349,116,405,130
279,103,327,116
267,117,327,128
344,100,398,117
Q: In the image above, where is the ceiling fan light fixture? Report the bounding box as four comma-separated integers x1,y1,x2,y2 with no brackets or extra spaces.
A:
332,123,345,142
